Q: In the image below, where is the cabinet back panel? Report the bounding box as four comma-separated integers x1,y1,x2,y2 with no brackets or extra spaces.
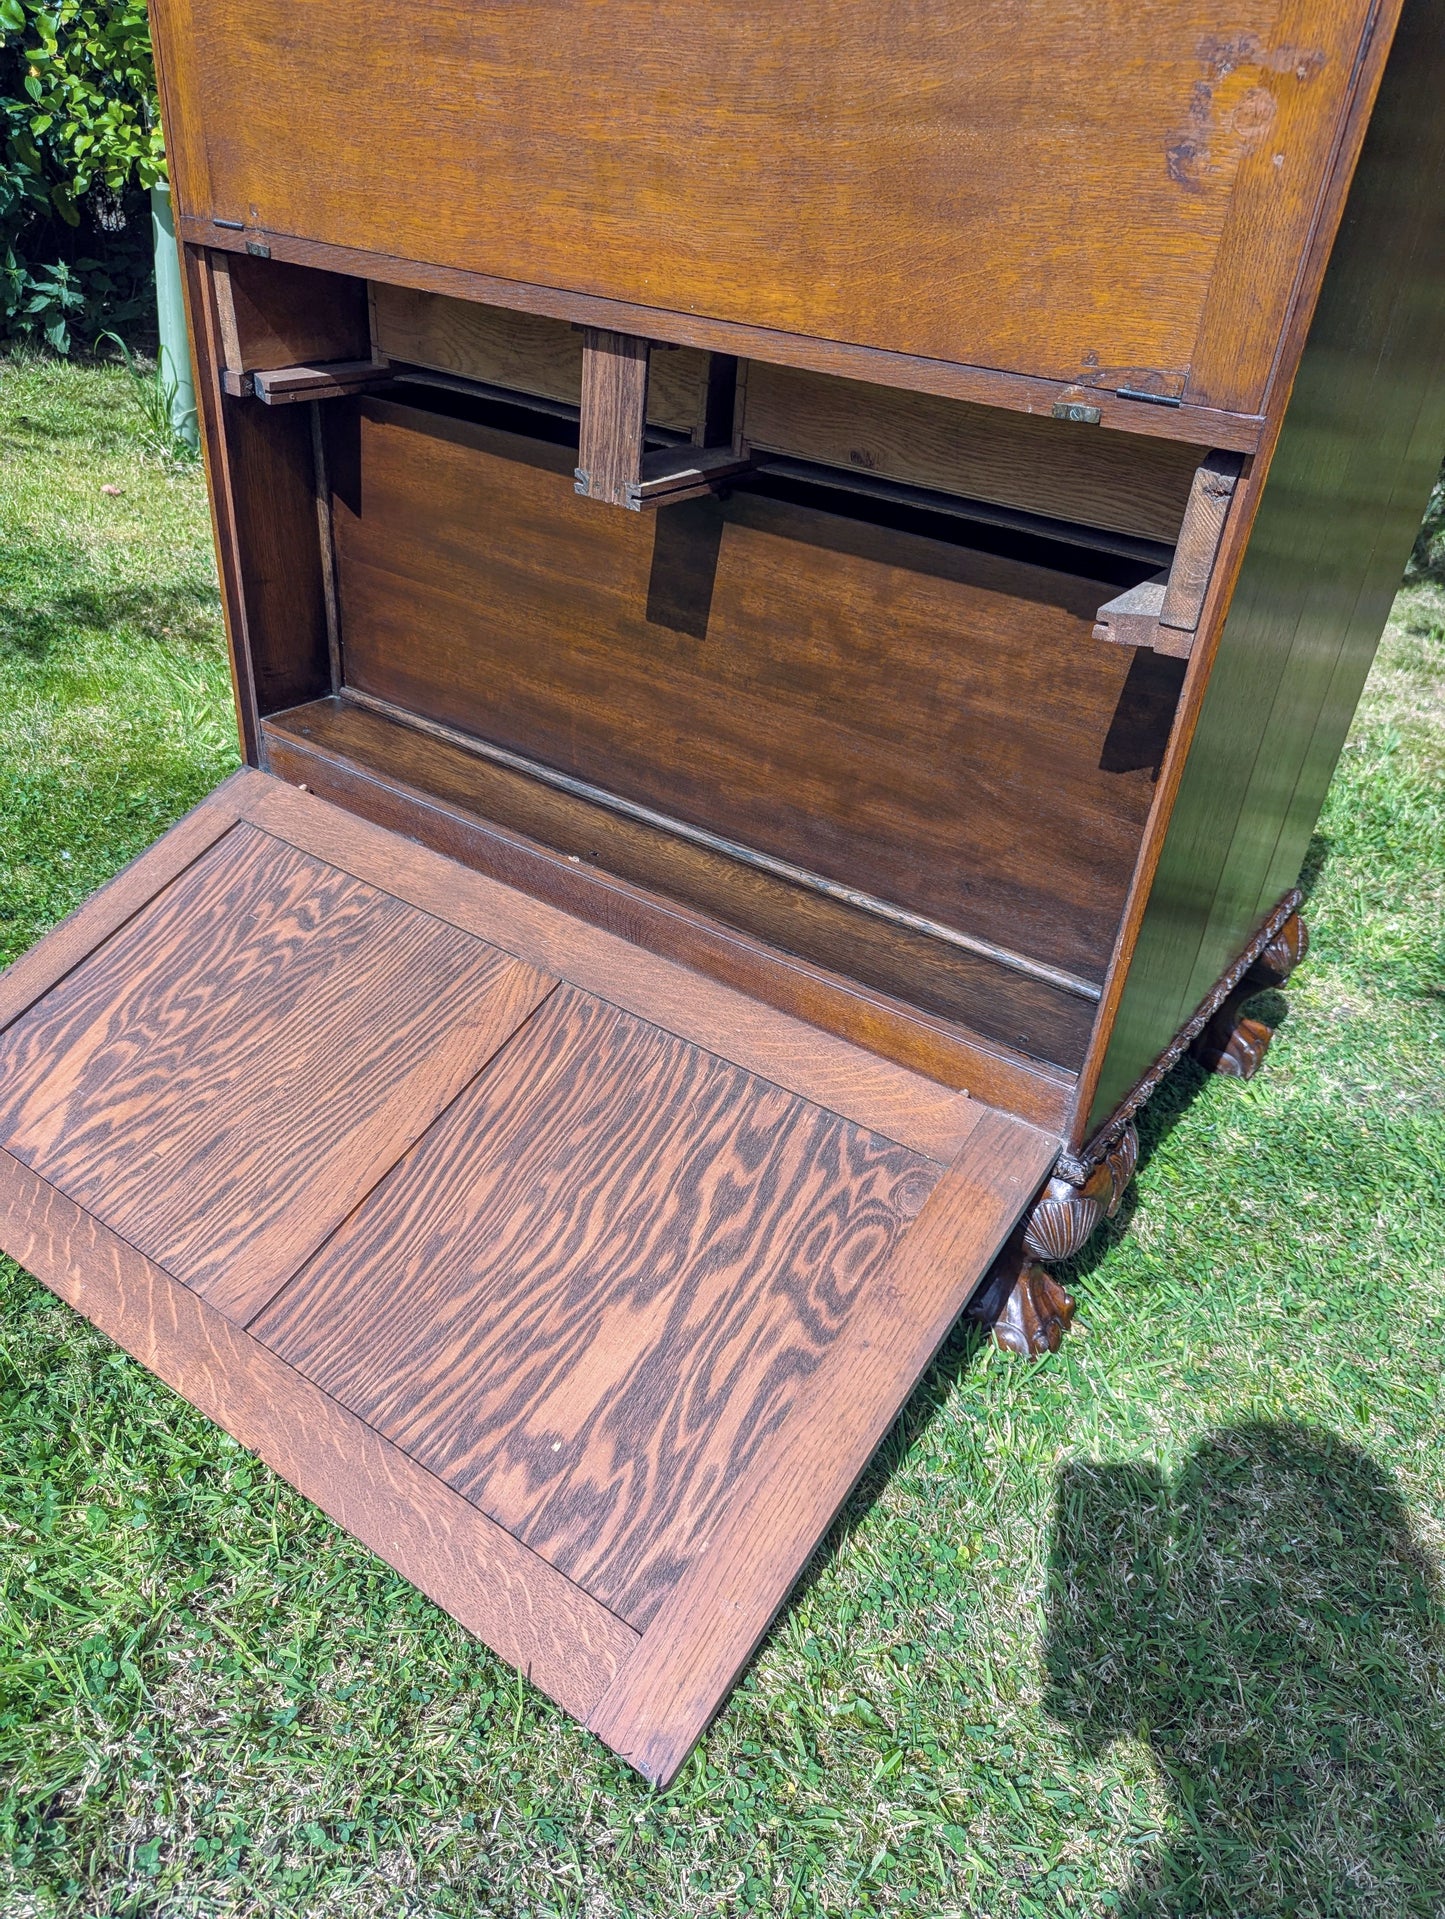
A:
160,0,1370,409
332,399,1176,988
369,285,1203,544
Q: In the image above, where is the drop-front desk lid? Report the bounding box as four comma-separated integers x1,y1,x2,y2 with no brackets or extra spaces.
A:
157,0,1384,423
0,770,1057,1782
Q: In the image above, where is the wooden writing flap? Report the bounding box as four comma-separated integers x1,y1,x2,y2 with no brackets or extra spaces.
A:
0,770,1058,1781
156,0,1380,416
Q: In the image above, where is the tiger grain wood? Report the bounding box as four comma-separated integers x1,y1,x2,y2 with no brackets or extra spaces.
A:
0,780,241,1033
586,1105,1060,1784
0,1148,635,1719
260,715,1076,1132
0,821,555,1322
254,985,945,1629
230,771,987,1161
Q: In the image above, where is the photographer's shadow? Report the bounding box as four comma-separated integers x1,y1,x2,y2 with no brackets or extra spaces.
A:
1044,1423,1445,1916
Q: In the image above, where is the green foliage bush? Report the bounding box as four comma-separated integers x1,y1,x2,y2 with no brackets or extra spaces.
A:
0,0,162,352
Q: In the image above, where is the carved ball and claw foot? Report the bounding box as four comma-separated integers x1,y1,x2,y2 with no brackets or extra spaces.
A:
969,1123,1138,1357
1191,910,1308,1080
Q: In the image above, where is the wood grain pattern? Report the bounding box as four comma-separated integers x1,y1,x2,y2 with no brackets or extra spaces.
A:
0,781,240,1033
744,364,1204,543
0,1147,635,1719
254,987,941,1629
1185,0,1399,414
368,289,1202,539
153,0,1369,414
0,821,554,1321
575,330,651,507
370,283,706,433
231,770,995,1159
211,251,370,373
186,217,1265,452
263,695,1095,1083
586,1105,1059,1785
1158,454,1243,632
1082,0,1445,1137
335,398,1168,986
182,246,262,760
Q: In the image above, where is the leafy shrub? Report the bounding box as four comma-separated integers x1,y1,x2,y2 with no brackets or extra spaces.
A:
1,0,162,351
1406,459,1445,585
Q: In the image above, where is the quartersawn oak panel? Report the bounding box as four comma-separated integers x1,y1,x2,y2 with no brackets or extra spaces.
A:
157,0,1369,408
335,399,1169,984
0,1147,636,1722
253,986,941,1631
0,822,554,1321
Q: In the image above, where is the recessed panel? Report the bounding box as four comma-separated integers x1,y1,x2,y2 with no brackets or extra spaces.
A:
252,986,941,1630
0,822,553,1319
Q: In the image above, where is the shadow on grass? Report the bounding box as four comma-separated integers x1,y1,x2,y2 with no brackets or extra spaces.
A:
1044,1422,1445,1915
0,534,218,660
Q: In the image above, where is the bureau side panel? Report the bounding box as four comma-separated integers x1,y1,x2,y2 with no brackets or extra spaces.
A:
1086,0,1445,1137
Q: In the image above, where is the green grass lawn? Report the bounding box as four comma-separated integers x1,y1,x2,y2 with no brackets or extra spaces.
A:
1,352,1442,1919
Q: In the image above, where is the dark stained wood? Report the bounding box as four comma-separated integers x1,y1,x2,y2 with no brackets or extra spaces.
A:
0,776,1057,1777
229,769,996,1159
253,986,942,1629
744,363,1204,543
184,215,1270,454
333,397,1169,989
183,248,333,727
0,821,554,1322
210,249,370,374
262,695,1092,1092
1092,576,1175,654
626,444,755,513
1191,993,1274,1077
153,0,1371,418
252,360,391,405
585,1106,1059,1785
368,281,707,432
181,246,261,761
1082,0,1445,1138
967,1248,1077,1358
20,0,1435,1787
575,330,651,508
0,1148,637,1720
221,394,332,714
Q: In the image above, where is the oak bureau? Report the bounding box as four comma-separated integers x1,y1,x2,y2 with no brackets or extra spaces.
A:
1,0,1441,1783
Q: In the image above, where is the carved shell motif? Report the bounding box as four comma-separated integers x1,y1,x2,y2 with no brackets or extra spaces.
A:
1252,911,1309,987
1022,1174,1105,1262
1022,1120,1139,1260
